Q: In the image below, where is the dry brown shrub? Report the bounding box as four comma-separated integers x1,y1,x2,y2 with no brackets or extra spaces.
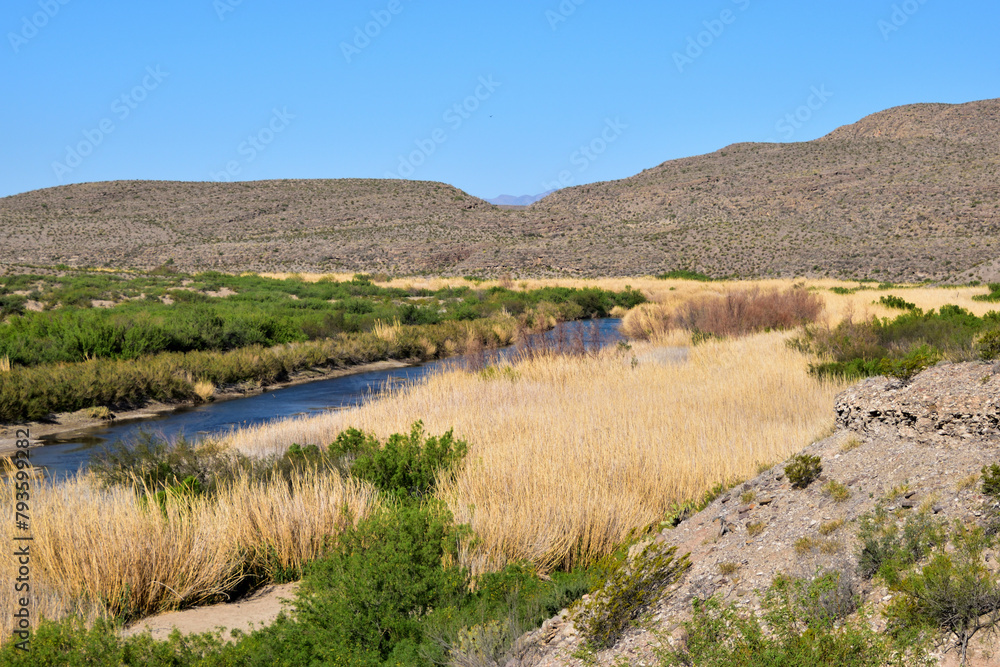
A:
621,288,822,341
676,287,824,338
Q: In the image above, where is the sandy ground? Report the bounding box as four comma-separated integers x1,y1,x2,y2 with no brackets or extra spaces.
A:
122,582,298,642
0,359,411,457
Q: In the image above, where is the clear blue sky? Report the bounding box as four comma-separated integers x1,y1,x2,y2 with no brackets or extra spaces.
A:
2,0,997,200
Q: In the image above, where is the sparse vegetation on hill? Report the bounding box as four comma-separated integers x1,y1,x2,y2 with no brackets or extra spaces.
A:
3,99,1000,280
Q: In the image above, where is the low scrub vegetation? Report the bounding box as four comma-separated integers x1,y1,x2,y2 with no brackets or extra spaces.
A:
661,571,915,666
972,283,1000,303
793,304,1000,380
785,454,822,489
0,271,644,423
575,542,690,650
0,271,643,367
0,316,521,423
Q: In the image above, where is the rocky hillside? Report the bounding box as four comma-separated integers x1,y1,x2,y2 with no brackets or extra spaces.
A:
532,98,1000,282
1,99,998,280
514,360,1000,666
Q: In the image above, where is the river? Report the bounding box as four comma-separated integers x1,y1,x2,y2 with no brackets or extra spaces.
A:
31,319,624,477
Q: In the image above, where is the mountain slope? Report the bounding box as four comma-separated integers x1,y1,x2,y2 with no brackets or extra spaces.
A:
528,98,1000,280
2,99,998,280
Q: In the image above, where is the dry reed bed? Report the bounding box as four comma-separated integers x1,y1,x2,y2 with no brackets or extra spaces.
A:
0,469,377,638
224,331,846,574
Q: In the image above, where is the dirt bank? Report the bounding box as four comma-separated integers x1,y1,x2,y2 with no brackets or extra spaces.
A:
0,359,412,457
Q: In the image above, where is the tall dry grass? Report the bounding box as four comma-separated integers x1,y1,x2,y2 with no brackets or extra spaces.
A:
621,287,823,341
0,467,377,638
224,331,845,574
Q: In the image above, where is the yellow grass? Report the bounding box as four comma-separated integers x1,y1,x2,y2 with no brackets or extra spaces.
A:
0,467,378,637
0,355,10,372
193,380,216,402
224,331,846,574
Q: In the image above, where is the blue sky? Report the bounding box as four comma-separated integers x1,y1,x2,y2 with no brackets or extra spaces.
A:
1,0,997,200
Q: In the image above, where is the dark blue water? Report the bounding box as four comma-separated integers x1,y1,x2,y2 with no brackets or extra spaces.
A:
31,319,623,476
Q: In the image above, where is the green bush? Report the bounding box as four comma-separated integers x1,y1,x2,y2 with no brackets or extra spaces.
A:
886,526,1000,666
655,270,714,282
972,283,1000,303
878,295,916,310
328,422,467,501
978,330,1000,360
785,454,822,489
0,617,230,666
982,464,1000,498
796,305,1000,381
660,572,915,667
575,541,690,650
856,506,945,582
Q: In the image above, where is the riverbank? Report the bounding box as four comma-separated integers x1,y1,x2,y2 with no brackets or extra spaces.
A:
0,358,412,457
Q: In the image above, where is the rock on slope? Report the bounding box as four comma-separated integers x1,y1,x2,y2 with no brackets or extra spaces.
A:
514,360,1000,666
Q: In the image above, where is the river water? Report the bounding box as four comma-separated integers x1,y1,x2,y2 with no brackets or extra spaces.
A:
31,319,624,477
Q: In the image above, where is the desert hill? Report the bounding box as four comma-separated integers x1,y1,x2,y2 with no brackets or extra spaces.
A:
1,98,998,280
531,98,1000,281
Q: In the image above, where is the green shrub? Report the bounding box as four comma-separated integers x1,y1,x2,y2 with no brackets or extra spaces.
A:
822,480,851,502
328,422,468,501
856,506,945,582
655,270,714,282
978,330,1000,360
982,463,1000,498
879,295,916,310
575,541,690,649
972,283,1000,303
796,305,1000,381
785,454,822,489
660,572,914,667
886,526,1000,666
0,617,229,666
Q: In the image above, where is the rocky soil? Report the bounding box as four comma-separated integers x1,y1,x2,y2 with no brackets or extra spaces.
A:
2,99,999,281
514,360,1000,667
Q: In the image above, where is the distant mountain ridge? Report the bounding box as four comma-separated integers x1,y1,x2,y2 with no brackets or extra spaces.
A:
485,191,555,206
2,98,999,281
